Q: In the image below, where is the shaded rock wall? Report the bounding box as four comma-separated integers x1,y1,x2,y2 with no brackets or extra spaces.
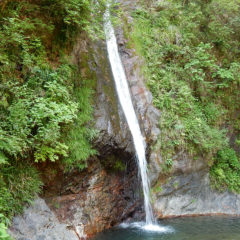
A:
9,157,142,240
72,34,135,155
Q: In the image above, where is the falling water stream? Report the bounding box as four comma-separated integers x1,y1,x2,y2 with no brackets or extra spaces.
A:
104,5,160,230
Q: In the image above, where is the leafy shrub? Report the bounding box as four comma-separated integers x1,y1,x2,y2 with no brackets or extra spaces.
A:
210,148,240,193
0,220,12,240
0,0,99,165
0,0,100,234
62,87,98,170
0,65,78,163
0,162,42,220
130,0,240,184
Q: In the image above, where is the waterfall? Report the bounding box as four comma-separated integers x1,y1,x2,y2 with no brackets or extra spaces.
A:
104,7,155,225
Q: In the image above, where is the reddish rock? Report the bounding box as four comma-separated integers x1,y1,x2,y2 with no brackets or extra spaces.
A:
41,157,142,239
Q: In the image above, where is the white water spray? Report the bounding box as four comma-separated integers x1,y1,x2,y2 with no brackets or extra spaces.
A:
104,6,155,226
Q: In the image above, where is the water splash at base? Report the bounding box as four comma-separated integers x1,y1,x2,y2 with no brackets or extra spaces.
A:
118,222,174,233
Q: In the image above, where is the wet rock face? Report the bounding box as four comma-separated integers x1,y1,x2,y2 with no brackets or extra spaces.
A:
39,36,143,238
9,155,142,240
115,0,162,184
72,34,135,156
92,40,135,156
115,16,161,146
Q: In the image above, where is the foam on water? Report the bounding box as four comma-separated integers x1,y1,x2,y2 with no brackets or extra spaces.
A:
142,224,173,233
118,222,174,233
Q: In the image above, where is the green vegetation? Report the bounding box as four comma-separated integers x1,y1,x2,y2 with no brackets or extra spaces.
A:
0,220,12,240
62,86,98,171
1,0,240,236
0,161,42,239
210,148,240,192
152,184,163,194
0,0,104,233
0,162,42,220
130,0,240,192
100,154,126,172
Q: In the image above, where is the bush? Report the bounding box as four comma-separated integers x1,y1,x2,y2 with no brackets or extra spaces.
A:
0,0,101,234
0,162,42,221
0,0,99,166
0,65,79,163
0,221,12,240
210,148,240,193
62,87,98,171
130,0,240,186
